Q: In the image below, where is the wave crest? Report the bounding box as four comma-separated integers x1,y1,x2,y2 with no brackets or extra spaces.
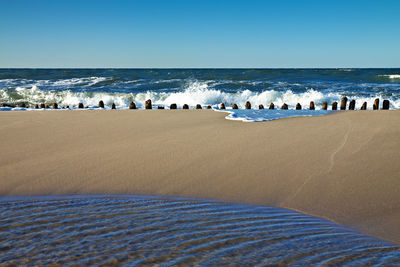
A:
1,80,399,110
379,74,400,79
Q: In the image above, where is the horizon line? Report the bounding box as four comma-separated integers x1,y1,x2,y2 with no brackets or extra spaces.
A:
1,67,400,69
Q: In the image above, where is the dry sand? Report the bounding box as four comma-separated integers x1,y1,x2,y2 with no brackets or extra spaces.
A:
1,110,399,244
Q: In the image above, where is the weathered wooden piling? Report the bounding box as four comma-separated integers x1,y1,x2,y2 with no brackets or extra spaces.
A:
40,103,45,109
332,102,338,110
111,103,116,109
19,103,26,108
145,99,152,109
310,101,315,110
296,103,302,110
170,103,177,109
373,98,379,110
196,104,202,109
269,103,275,110
99,100,105,108
66,105,70,109
78,103,84,109
52,103,58,109
183,104,189,109
322,102,327,110
382,100,390,110
349,100,356,110
281,103,288,110
259,104,264,109
158,106,164,109
340,97,348,110
245,101,251,109
34,104,39,109
45,104,50,109
361,102,367,110
129,101,136,109
232,104,238,109
207,105,212,109
220,103,226,109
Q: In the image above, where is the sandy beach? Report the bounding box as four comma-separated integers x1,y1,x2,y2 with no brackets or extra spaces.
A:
1,110,399,244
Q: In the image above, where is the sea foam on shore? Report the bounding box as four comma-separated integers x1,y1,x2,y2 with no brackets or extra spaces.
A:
220,109,335,122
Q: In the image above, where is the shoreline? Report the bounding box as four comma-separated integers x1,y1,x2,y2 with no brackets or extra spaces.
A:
1,110,399,244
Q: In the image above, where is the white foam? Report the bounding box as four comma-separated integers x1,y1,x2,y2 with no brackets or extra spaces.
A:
379,74,400,79
1,80,399,110
216,109,335,122
52,77,110,86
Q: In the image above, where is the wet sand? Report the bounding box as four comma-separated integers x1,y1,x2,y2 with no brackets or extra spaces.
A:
0,110,399,244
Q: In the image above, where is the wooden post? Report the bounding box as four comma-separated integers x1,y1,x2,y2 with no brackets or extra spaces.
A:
170,103,177,109
310,101,315,110
207,105,212,109
382,100,390,110
52,103,58,109
112,103,116,109
220,103,226,109
196,104,202,109
99,100,105,108
245,101,251,109
373,98,379,110
281,103,288,110
183,104,189,109
269,103,275,110
259,104,264,109
332,102,338,110
129,102,136,109
340,97,348,110
322,102,327,110
296,103,302,110
232,104,238,109
349,100,356,110
361,102,367,110
78,103,84,109
145,99,152,109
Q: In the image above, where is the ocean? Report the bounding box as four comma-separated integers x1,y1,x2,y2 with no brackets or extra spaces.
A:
1,68,399,121
1,195,399,265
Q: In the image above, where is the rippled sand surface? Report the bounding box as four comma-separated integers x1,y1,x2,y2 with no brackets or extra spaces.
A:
1,196,399,266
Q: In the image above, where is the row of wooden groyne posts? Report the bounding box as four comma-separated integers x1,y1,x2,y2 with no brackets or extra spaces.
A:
4,97,391,110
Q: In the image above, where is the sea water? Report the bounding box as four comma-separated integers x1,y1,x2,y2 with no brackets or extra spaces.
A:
1,195,399,266
0,69,399,121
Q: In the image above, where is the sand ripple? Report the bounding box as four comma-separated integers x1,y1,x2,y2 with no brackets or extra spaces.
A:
1,196,399,266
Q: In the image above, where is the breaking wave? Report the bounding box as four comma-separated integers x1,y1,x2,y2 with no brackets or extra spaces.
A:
379,74,400,80
1,80,399,110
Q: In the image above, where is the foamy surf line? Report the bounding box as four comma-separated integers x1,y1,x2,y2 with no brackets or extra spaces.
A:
1,83,400,110
214,108,335,122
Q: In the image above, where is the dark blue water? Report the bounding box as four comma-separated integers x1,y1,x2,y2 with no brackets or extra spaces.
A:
1,195,399,266
1,69,399,109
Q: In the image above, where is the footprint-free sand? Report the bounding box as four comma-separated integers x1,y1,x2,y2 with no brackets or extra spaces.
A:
1,110,399,244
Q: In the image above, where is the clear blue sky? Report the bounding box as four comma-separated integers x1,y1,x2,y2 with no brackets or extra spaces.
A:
0,0,399,68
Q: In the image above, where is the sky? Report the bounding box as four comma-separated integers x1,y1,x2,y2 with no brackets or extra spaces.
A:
0,0,399,68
